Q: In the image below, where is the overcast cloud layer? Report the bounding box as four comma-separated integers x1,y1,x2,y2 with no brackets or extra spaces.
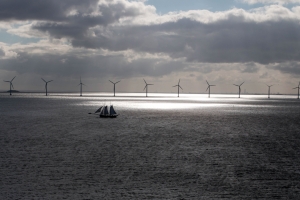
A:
0,0,300,93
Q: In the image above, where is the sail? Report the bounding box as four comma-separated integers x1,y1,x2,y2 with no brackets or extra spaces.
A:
103,106,109,115
110,105,117,115
99,106,106,115
95,106,103,113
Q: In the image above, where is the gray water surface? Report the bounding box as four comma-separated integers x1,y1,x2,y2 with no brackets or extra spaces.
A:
1,93,300,199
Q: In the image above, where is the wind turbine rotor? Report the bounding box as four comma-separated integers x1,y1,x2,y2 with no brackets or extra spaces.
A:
11,76,16,82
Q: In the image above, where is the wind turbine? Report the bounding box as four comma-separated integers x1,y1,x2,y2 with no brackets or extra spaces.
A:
233,82,244,98
4,76,16,95
293,82,300,99
173,79,183,97
41,78,53,96
266,84,273,99
109,80,120,97
78,77,85,96
143,79,153,97
206,80,215,98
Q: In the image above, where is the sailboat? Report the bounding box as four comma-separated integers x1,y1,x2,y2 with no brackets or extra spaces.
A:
98,105,119,118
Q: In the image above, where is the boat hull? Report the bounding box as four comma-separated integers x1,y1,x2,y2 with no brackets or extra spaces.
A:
100,114,118,118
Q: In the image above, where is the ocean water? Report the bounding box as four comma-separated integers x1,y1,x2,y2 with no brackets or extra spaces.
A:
1,93,300,199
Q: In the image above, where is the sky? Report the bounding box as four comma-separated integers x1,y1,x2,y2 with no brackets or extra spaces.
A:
1,0,300,94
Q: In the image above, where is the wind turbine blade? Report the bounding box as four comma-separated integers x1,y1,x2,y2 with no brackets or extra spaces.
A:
41,78,46,83
179,86,183,90
173,85,177,87
148,84,154,85
206,80,209,85
178,79,180,84
48,80,53,83
143,85,147,91
240,82,245,86
11,76,16,82
211,85,216,86
11,83,14,89
116,81,120,84
293,87,298,89
109,80,114,84
233,84,238,86
143,79,147,84
206,86,209,91
4,80,10,82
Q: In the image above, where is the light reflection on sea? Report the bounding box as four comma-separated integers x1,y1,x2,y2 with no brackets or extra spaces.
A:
0,92,297,111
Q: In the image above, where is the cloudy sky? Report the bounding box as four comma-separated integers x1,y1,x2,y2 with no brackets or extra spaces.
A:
1,0,300,94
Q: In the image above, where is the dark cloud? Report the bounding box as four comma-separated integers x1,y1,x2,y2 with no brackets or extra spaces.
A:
0,51,184,78
0,0,98,21
30,0,148,40
54,17,300,65
269,62,300,75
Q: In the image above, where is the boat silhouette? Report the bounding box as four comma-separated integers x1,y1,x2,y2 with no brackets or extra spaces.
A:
95,105,119,118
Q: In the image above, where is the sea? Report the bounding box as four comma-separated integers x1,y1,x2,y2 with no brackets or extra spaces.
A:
1,92,300,199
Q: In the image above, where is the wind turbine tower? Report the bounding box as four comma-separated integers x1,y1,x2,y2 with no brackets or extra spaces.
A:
109,80,120,97
266,84,273,99
78,77,85,96
4,76,16,95
206,80,215,98
233,82,244,98
293,82,300,99
41,78,53,96
173,79,183,97
143,79,153,97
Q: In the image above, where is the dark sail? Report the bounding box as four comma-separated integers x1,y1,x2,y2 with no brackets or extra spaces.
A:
95,106,103,113
104,106,109,115
110,105,117,115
